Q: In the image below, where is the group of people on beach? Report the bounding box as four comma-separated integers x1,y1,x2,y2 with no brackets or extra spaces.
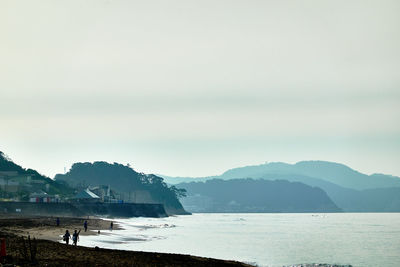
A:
58,218,114,246
63,229,81,246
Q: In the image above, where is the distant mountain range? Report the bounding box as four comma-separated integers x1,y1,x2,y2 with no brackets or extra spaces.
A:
162,161,400,212
162,161,400,189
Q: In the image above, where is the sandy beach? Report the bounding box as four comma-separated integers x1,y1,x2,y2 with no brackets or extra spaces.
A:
0,216,118,242
0,216,253,267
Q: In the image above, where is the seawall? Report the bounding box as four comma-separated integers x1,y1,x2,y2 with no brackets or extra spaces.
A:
0,202,167,218
73,202,167,218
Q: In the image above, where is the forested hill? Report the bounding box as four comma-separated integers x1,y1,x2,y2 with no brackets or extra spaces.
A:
177,178,341,213
0,151,75,198
0,151,45,177
55,162,188,215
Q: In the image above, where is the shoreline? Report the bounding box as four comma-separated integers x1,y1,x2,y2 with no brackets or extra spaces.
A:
0,216,253,267
0,216,120,242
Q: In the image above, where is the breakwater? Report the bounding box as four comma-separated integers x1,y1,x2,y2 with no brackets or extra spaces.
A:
0,202,167,218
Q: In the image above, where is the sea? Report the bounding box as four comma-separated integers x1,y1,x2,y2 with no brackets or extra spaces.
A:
78,213,400,267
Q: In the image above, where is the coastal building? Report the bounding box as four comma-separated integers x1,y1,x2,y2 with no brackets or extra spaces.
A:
72,188,100,203
0,171,20,192
29,192,59,203
0,171,19,177
89,185,112,201
0,171,35,193
0,178,19,192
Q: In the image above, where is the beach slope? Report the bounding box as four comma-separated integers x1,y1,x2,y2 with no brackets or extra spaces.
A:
0,217,253,267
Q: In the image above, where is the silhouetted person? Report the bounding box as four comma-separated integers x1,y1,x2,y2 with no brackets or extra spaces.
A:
63,230,71,245
72,229,80,246
110,221,113,231
83,220,88,232
56,217,60,227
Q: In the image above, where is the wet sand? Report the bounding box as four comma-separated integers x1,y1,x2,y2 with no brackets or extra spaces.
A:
0,216,118,242
0,217,253,267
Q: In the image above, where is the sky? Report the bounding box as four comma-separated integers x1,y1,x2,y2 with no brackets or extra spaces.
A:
1,0,399,178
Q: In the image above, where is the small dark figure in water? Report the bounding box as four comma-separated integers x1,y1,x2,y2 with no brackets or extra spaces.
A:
110,221,113,231
63,230,71,245
83,220,88,232
98,230,100,234
56,217,60,227
72,229,80,246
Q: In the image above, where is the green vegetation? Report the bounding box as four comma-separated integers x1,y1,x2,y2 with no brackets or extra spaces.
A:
0,151,75,200
0,151,187,215
55,162,187,214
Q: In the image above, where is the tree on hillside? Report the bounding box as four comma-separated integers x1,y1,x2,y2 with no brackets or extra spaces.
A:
55,161,188,214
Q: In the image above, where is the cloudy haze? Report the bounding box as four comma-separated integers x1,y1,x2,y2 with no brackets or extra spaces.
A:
1,0,399,177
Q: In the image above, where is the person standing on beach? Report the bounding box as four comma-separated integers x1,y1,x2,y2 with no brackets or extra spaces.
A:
84,220,88,232
110,221,113,231
56,217,60,227
72,229,80,246
63,230,71,245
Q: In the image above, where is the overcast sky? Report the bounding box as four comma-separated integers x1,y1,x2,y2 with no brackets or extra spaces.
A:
1,0,399,178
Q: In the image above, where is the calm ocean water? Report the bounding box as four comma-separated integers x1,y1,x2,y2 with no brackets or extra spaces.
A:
78,213,400,267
